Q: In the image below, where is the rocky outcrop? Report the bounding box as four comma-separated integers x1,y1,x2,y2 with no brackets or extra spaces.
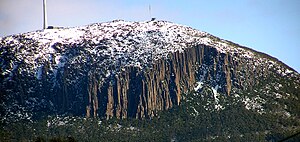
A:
1,20,298,122
0,42,278,121
0,44,272,120
79,44,270,119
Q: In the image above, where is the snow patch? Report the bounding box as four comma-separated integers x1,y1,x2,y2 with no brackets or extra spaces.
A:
242,96,265,114
194,82,203,91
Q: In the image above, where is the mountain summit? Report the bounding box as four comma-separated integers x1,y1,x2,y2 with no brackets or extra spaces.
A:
1,20,299,141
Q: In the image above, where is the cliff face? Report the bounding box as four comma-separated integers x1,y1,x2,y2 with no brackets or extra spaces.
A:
99,45,208,119
1,20,299,122
11,44,278,120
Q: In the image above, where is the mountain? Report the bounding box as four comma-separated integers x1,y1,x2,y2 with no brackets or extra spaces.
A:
1,20,300,141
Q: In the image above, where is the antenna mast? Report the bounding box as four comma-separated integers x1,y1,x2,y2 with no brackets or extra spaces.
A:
43,0,48,29
149,4,151,19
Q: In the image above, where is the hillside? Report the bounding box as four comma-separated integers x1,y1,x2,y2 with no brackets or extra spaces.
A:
0,20,299,141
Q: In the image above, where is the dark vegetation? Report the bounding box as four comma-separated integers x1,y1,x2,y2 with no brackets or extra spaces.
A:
1,89,299,142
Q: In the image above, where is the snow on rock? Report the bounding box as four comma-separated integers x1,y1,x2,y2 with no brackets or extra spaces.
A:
194,82,204,91
242,96,266,114
1,19,296,83
211,85,225,111
1,19,298,122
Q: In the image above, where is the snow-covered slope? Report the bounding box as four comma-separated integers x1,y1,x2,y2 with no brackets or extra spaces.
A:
0,20,299,122
1,20,297,78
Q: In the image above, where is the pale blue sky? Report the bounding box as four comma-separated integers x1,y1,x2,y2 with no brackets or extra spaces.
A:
0,0,299,72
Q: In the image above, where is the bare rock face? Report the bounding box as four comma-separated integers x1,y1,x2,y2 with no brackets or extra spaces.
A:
74,45,289,119
1,20,299,122
85,45,229,119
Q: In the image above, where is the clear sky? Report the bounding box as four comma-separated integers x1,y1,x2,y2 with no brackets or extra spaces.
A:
0,0,299,72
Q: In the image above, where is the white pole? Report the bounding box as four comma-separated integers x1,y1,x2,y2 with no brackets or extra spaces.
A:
43,0,48,29
149,4,151,19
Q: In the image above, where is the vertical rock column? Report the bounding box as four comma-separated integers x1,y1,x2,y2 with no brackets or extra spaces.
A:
87,75,99,118
224,53,232,96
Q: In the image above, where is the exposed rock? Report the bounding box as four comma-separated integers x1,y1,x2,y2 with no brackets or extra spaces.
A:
74,45,280,119
1,20,299,122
